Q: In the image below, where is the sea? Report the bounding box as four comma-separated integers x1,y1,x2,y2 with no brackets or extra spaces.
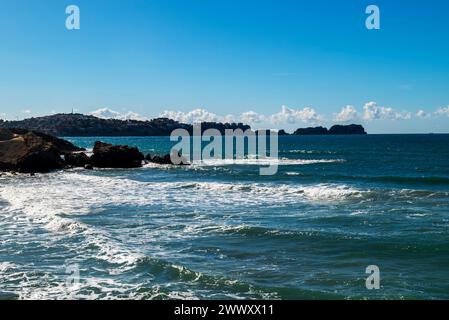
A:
1,134,449,300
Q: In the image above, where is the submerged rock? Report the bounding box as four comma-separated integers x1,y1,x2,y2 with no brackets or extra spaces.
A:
90,141,144,168
0,128,83,173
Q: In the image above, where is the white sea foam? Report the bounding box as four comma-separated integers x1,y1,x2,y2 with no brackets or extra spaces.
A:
0,173,147,271
281,150,337,155
142,157,344,168
0,172,361,220
191,158,344,167
0,262,16,273
285,172,302,176
0,171,362,299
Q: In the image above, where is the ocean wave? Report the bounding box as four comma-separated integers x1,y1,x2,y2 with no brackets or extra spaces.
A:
313,173,449,186
369,175,449,186
2,170,447,299
218,225,363,241
394,188,449,199
2,253,290,300
0,173,362,221
0,173,362,290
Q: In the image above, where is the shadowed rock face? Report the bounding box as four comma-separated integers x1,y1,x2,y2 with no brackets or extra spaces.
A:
0,128,83,173
90,141,145,168
65,152,90,168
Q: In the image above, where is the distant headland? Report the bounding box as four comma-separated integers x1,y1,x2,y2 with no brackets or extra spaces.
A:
0,113,367,137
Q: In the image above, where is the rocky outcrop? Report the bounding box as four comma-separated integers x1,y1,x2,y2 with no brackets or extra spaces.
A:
0,128,191,172
90,141,145,168
293,124,367,135
329,124,367,135
65,152,90,168
9,128,84,154
0,128,83,173
146,150,190,166
294,126,329,135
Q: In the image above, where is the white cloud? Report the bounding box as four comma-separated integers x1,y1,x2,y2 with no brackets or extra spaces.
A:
159,106,323,127
222,114,237,123
90,108,122,119
90,108,148,121
416,110,430,119
21,109,32,115
240,111,265,124
435,106,449,117
159,108,221,123
88,102,428,129
334,105,358,123
362,102,411,121
270,105,321,125
122,111,148,121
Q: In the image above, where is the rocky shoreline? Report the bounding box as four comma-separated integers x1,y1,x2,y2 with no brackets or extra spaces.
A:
0,128,187,174
1,121,366,174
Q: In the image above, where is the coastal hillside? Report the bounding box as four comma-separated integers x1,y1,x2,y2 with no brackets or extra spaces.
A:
0,113,251,137
0,113,367,136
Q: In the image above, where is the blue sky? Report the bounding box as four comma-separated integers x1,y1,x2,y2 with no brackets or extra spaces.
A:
1,0,449,133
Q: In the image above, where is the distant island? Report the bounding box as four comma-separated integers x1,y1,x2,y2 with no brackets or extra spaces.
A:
0,113,367,136
292,124,367,135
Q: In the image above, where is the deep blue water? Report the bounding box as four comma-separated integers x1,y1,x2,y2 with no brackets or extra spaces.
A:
1,135,449,299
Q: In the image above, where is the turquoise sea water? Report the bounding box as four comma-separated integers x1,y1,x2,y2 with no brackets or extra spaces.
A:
1,135,449,299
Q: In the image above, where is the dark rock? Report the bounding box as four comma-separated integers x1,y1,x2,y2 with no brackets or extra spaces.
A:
0,128,76,173
146,150,190,165
329,124,367,135
277,129,289,136
293,126,329,135
6,128,84,154
65,152,90,167
90,141,144,168
147,154,171,165
84,164,93,170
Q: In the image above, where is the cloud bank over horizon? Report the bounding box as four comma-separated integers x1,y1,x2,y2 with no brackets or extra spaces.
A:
83,102,449,131
3,103,447,133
